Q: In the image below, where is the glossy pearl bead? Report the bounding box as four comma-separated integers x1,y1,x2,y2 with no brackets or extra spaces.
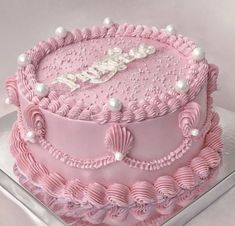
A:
114,152,124,161
17,53,30,66
175,80,189,93
165,24,176,35
5,97,11,105
103,17,114,27
34,83,49,97
191,129,199,137
192,47,205,61
108,97,122,112
25,130,36,143
55,26,68,38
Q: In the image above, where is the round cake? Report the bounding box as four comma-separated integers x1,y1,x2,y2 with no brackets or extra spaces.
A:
5,18,223,226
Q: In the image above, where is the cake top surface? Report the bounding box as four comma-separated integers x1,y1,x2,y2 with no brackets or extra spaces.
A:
16,21,209,124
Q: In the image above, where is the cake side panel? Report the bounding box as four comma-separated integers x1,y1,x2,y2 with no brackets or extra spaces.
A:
17,81,208,186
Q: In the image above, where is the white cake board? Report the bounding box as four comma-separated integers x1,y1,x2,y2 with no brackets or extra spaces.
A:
0,107,234,226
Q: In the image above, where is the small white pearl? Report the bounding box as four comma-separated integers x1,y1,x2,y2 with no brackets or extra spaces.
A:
192,47,205,61
191,129,199,137
175,80,189,93
114,152,124,161
5,97,11,105
103,17,114,27
108,97,122,112
17,53,30,66
25,130,36,143
165,24,176,35
34,83,49,97
55,26,68,38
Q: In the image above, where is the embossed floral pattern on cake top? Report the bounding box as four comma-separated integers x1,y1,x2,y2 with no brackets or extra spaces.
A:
52,43,156,92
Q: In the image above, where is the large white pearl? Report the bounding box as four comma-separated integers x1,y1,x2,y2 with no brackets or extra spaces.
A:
192,47,205,61
175,80,189,93
17,53,30,66
5,97,11,105
108,97,122,112
114,152,124,161
25,130,36,143
191,129,199,137
34,83,49,97
165,24,176,35
103,17,114,27
55,26,68,38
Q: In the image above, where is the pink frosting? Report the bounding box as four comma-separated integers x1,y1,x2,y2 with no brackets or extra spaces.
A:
5,76,19,106
23,104,46,137
154,176,178,200
208,64,219,94
190,156,210,179
174,167,196,190
104,124,134,156
199,147,221,168
106,183,130,207
178,101,201,137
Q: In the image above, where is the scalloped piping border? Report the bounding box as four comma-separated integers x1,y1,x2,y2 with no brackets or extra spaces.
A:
16,23,209,124
10,109,222,225
14,164,218,226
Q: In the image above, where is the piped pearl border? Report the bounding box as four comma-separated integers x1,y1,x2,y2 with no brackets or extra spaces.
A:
16,23,209,124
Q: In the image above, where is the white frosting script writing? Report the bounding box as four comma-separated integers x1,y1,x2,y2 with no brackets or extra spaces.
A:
52,43,156,91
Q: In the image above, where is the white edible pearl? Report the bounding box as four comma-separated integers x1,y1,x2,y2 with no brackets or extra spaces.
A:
103,17,114,27
175,80,189,93
25,130,36,143
192,47,205,61
17,53,30,66
114,152,124,161
191,129,199,137
34,83,49,97
108,97,122,112
55,26,68,38
165,24,176,35
5,97,11,105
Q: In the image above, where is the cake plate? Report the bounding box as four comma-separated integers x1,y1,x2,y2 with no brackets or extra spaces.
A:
0,107,235,226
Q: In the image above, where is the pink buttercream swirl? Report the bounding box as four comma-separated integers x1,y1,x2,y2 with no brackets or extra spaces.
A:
208,64,219,94
106,183,129,207
174,167,196,190
199,147,221,168
178,101,201,137
23,104,46,137
190,156,210,180
131,181,155,204
154,176,178,200
84,183,106,207
5,76,20,106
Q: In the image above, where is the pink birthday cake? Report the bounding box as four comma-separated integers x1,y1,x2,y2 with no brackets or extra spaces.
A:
5,18,223,226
